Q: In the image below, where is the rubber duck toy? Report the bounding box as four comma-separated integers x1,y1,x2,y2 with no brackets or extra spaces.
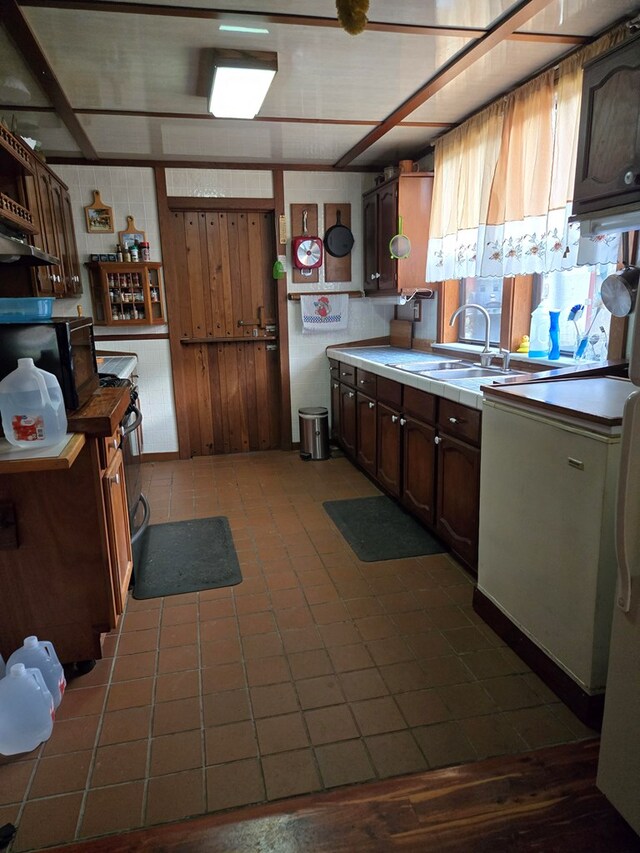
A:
516,334,530,354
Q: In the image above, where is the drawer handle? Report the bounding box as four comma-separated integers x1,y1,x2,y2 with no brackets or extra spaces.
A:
341,372,350,377
368,402,375,409
400,418,406,426
359,379,369,384
449,416,465,424
391,415,398,423
111,438,118,449
333,383,339,389
110,472,120,486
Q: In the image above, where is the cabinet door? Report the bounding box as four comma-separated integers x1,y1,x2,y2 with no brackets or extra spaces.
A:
363,191,379,291
436,433,480,573
340,385,357,457
32,166,62,296
61,188,82,295
102,448,133,614
377,402,401,498
402,416,436,527
356,393,377,477
573,33,640,214
377,184,397,291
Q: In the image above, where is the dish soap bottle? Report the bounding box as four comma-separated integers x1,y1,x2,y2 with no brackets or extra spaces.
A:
0,358,67,449
529,299,550,358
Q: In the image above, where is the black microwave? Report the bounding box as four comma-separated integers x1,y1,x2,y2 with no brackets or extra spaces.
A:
0,317,99,411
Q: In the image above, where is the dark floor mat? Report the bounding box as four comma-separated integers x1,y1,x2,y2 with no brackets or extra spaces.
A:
323,496,446,562
133,516,242,600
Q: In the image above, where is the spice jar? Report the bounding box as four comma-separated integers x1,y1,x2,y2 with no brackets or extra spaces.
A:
140,241,150,261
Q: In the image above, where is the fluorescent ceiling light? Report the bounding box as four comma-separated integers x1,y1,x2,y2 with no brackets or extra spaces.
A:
209,51,277,120
219,25,269,34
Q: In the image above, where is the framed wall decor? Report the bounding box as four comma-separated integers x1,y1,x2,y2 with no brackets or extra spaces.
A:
84,190,114,233
118,214,146,248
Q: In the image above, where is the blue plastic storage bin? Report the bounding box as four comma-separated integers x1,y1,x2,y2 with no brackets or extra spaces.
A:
0,297,55,323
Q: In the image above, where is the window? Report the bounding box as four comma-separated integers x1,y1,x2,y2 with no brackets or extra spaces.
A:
458,279,503,346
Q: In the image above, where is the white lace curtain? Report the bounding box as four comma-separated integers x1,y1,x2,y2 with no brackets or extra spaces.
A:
426,27,627,283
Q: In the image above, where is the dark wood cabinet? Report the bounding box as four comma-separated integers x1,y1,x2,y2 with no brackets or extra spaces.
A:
339,384,357,457
573,32,640,216
362,173,433,294
435,433,480,571
356,392,377,476
377,402,402,498
402,416,437,527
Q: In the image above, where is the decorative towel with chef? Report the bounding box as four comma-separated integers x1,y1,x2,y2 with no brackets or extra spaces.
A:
300,293,349,332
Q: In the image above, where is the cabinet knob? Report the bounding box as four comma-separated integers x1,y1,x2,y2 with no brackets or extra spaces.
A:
391,415,398,423
449,416,464,424
434,435,441,445
341,371,349,376
111,438,118,449
332,383,339,389
110,472,120,486
348,392,354,398
400,418,406,426
624,170,640,186
368,401,375,409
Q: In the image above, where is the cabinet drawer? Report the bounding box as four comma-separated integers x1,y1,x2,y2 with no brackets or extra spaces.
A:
402,386,436,424
329,359,340,378
337,363,356,386
356,368,377,396
101,427,122,469
438,399,481,446
377,376,402,407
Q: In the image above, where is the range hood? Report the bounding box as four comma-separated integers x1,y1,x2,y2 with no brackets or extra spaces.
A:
572,203,640,236
0,232,59,266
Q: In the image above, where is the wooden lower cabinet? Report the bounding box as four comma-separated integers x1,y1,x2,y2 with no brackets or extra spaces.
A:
377,403,402,498
102,447,133,615
402,416,437,527
435,432,481,571
339,384,357,457
356,393,377,476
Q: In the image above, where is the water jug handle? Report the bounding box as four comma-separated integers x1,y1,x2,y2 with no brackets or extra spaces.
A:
32,369,50,409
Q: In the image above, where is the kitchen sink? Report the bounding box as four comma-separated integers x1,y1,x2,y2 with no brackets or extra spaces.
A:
390,360,464,373
421,366,524,380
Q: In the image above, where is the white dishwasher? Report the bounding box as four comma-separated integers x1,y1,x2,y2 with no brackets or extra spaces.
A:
477,397,621,695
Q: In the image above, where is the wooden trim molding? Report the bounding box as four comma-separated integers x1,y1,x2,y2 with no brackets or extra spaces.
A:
166,197,274,212
94,333,169,341
46,156,376,172
436,281,461,344
501,275,534,352
272,167,292,451
140,451,179,463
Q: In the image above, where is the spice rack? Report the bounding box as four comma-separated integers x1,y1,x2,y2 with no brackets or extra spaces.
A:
87,261,165,326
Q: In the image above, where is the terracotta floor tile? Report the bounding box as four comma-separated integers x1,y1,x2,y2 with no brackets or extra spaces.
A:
318,622,361,648
150,729,203,776
437,683,498,719
395,689,451,727
199,597,235,620
297,569,332,587
91,739,149,786
99,706,152,745
0,759,36,806
234,576,268,597
311,600,350,625
328,643,375,673
55,685,107,720
200,617,239,643
296,675,345,710
379,661,430,693
250,682,299,718
106,678,154,712
459,714,528,760
256,712,309,754
392,610,434,636
445,584,475,607
443,626,496,653
43,716,100,756
461,649,524,680
377,591,423,614
415,589,457,610
355,615,398,641
205,721,258,764
262,749,321,801
419,655,474,688
30,750,92,797
287,649,333,680
161,603,198,625
159,622,198,648
275,606,315,631
350,696,407,736
406,631,454,661
303,583,340,606
203,689,252,726
153,696,201,736
315,739,375,787
346,597,384,619
266,570,299,591
206,759,265,812
65,658,112,690
270,587,307,609
413,721,477,769
479,675,544,711
241,632,284,660
117,628,159,657
367,636,416,667
13,792,83,852
304,704,358,745
549,703,598,740
281,627,324,654
339,668,388,702
504,706,575,749
200,638,242,667
156,668,201,702
238,611,277,636
365,731,428,778
245,655,291,687
234,593,271,615
112,651,157,682
145,768,205,826
100,633,118,658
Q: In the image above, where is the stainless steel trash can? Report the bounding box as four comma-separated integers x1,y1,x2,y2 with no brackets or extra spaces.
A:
298,407,330,460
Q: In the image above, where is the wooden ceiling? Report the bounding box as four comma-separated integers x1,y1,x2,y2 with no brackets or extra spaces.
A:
0,0,638,169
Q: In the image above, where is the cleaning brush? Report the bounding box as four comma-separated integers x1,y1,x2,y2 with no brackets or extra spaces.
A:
568,304,584,352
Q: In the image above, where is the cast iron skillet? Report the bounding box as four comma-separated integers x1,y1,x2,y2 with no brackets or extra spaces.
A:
324,210,354,258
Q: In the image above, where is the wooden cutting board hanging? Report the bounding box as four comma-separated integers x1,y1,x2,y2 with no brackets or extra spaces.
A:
390,319,413,349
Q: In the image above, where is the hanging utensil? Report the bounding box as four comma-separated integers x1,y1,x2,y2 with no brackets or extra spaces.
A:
389,216,411,260
293,209,323,273
601,232,640,317
324,209,354,258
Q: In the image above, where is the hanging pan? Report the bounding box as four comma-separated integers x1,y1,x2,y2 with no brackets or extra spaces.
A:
601,231,639,317
389,216,411,260
324,209,354,258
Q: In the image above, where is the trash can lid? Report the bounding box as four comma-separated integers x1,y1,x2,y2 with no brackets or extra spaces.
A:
298,406,328,417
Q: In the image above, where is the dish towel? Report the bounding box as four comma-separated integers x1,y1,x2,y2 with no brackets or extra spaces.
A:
300,294,349,332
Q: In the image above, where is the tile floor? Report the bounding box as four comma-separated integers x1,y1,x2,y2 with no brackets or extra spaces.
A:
1,451,596,852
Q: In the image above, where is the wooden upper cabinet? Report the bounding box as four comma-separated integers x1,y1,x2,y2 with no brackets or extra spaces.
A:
362,173,433,294
573,32,640,216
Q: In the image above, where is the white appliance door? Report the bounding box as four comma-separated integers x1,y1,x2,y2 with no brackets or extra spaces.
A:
597,389,640,834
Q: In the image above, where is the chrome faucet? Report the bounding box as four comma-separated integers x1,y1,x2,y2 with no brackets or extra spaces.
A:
449,303,493,366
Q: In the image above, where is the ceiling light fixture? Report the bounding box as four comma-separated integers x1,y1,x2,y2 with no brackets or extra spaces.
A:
209,50,277,120
219,25,270,34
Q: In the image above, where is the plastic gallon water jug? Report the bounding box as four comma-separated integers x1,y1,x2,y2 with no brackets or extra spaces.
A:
0,357,67,449
7,636,66,708
0,664,54,755
528,299,551,358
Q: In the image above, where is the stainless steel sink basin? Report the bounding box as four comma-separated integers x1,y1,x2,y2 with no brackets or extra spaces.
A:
421,366,524,380
390,360,464,373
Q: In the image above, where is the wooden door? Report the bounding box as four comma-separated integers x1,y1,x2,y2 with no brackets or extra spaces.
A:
377,183,397,291
356,392,376,476
169,210,281,456
436,432,480,573
402,416,436,526
377,402,401,498
339,385,357,457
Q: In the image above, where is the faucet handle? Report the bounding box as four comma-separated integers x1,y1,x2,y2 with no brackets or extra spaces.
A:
499,348,511,370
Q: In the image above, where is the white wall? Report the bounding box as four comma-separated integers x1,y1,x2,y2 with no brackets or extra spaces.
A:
53,164,396,452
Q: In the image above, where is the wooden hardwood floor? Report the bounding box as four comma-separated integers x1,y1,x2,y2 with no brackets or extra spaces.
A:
45,740,639,852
